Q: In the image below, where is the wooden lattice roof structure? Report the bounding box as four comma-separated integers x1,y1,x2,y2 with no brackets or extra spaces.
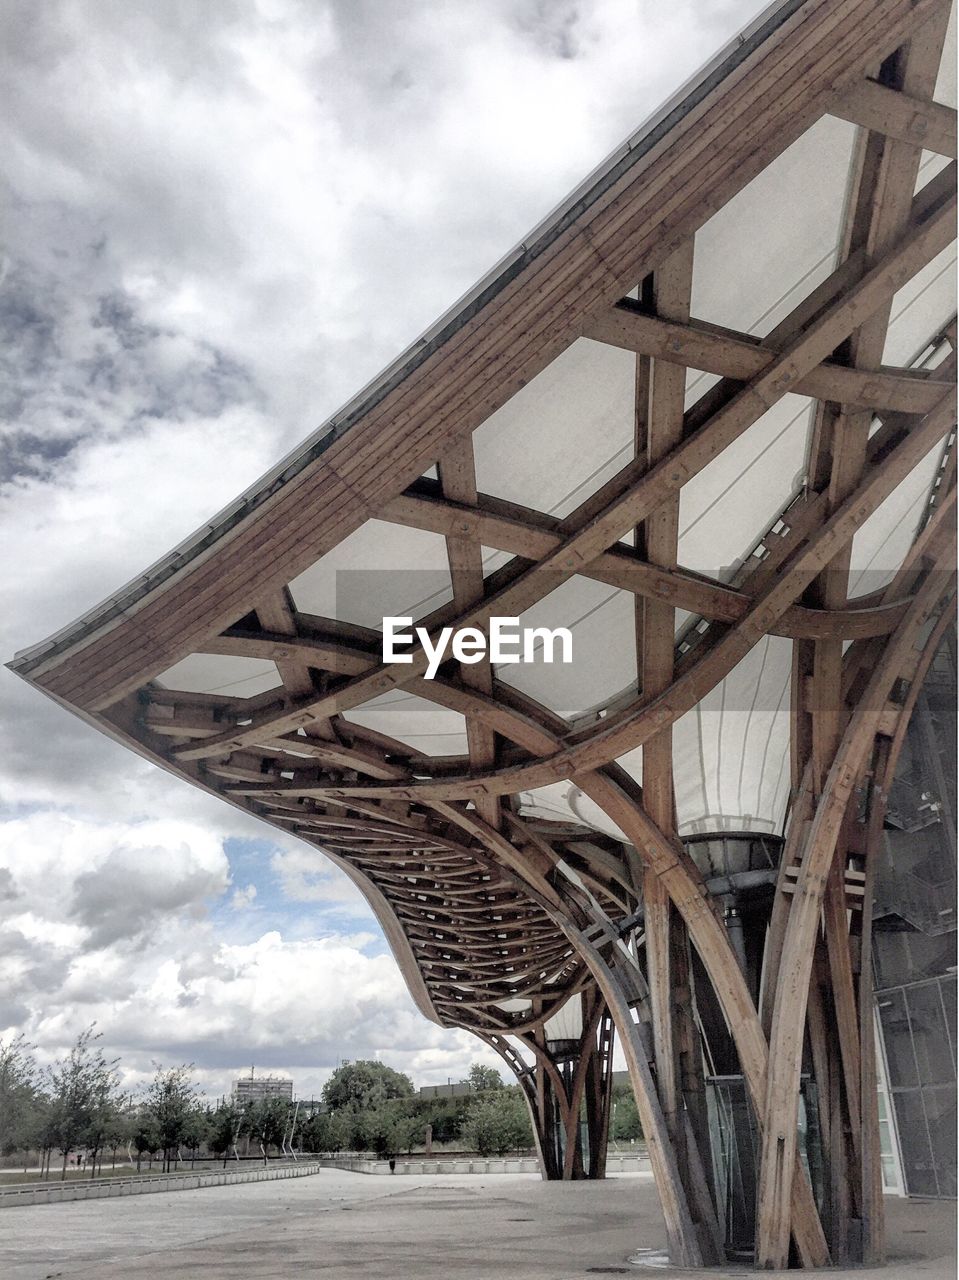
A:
10,0,957,1267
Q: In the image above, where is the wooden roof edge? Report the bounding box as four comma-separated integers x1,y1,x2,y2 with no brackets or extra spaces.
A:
6,0,808,682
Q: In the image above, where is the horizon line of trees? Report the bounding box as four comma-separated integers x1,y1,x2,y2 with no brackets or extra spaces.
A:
0,1028,301,1178
3,1031,635,1174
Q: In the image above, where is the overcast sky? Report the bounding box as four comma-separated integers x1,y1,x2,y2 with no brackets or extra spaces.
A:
1,0,770,1100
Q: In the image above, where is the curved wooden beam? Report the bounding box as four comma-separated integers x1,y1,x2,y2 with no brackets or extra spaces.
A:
755,557,955,1268
442,793,828,1264
582,301,953,413
380,489,911,639
168,187,955,764
431,799,705,1265
572,771,830,1266
231,389,956,802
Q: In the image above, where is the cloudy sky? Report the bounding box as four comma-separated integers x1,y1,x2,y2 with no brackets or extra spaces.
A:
1,0,769,1100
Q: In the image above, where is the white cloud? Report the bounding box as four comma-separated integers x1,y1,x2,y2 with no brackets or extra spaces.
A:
2,812,228,946
229,883,258,910
0,809,472,1093
270,846,372,912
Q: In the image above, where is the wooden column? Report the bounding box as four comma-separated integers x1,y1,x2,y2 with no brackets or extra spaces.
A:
634,243,721,1262
780,11,953,1262
438,441,500,830
756,551,954,1268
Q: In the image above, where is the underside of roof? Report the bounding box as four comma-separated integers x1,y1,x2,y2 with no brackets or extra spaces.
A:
9,0,957,1050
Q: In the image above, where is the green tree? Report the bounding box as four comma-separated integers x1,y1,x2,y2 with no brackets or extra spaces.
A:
467,1063,504,1093
46,1026,121,1180
462,1088,532,1156
300,1108,352,1154
131,1109,161,1171
610,1086,643,1143
208,1102,243,1167
415,1095,466,1144
102,1103,136,1174
322,1060,414,1112
85,1088,128,1177
299,1109,332,1153
355,1100,419,1158
145,1064,199,1172
0,1035,44,1160
180,1104,210,1168
328,1109,355,1153
244,1096,290,1164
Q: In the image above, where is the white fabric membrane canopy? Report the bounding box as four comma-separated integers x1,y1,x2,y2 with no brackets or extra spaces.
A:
155,9,956,844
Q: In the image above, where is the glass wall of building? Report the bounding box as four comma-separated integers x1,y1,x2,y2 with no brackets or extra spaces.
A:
874,629,957,1200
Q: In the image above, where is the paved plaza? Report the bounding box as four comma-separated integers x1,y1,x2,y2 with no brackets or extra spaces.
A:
0,1170,954,1279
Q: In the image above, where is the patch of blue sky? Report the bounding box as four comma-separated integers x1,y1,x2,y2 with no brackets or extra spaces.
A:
212,835,387,952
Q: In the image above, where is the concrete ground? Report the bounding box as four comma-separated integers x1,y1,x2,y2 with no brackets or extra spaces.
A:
0,1169,954,1279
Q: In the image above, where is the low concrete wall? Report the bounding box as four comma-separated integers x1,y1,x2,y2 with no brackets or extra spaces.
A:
313,1157,394,1175
0,1161,324,1207
393,1157,541,1175
313,1156,541,1176
315,1153,651,1176
604,1153,652,1174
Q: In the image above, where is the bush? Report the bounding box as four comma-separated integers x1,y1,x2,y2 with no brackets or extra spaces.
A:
461,1088,532,1156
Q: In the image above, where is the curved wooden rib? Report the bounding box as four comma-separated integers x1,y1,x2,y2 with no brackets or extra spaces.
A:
427,789,828,1264
582,302,953,413
223,391,956,802
245,789,590,1033
755,555,956,1268
168,181,954,765
427,798,705,1267
380,489,911,640
573,772,830,1266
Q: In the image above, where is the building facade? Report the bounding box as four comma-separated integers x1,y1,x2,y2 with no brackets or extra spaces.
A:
231,1075,294,1105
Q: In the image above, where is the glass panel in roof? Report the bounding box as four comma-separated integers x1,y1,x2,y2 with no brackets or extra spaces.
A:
678,393,812,580
848,437,945,598
933,3,957,106
671,634,792,837
882,242,956,367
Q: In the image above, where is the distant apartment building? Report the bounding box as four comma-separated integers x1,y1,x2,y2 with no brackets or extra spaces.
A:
418,1082,472,1100
231,1073,293,1104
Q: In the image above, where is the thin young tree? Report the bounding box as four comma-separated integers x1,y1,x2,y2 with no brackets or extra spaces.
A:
145,1065,199,1173
244,1096,289,1165
131,1111,160,1172
180,1104,209,1168
46,1027,121,1180
0,1034,45,1169
207,1101,243,1168
103,1103,136,1174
